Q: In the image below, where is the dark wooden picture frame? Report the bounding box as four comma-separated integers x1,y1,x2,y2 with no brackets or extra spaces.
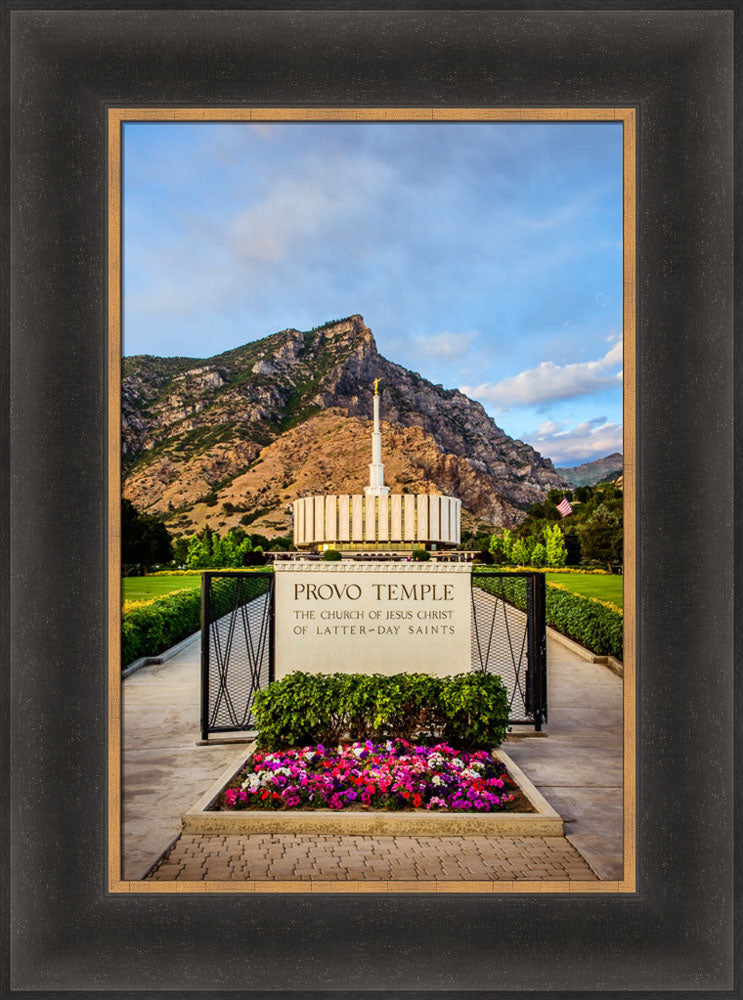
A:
106,104,636,896
3,5,738,994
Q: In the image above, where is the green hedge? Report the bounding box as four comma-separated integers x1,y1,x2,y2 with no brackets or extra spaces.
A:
252,671,510,751
122,588,201,668
476,574,623,659
121,576,271,669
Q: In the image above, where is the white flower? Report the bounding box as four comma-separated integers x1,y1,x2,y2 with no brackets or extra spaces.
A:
451,757,464,769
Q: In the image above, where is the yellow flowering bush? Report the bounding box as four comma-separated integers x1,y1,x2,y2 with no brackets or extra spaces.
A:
498,566,610,576
146,567,273,577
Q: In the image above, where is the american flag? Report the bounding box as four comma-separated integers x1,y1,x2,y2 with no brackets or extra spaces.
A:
556,497,572,518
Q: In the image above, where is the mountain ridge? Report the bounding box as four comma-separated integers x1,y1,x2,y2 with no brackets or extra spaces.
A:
557,452,623,487
122,315,568,536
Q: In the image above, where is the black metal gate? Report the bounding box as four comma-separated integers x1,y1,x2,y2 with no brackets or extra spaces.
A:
471,571,547,730
201,567,547,739
200,571,275,740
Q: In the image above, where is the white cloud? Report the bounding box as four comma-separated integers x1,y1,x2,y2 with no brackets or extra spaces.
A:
129,152,396,318
229,154,393,264
526,416,623,465
460,339,622,410
411,330,479,362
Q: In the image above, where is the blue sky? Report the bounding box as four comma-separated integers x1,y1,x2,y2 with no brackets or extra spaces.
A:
123,121,623,466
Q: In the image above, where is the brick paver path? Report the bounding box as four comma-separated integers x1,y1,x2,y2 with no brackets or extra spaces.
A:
147,833,597,882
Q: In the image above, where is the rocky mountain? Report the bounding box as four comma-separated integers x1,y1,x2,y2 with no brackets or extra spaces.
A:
122,315,567,537
557,453,623,487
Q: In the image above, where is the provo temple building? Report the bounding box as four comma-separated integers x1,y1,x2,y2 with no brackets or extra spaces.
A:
292,380,462,555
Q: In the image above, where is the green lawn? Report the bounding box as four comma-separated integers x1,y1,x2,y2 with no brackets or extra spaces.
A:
545,572,623,609
122,574,201,603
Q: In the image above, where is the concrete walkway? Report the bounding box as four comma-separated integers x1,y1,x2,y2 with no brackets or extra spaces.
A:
505,636,624,880
122,638,241,880
122,632,624,882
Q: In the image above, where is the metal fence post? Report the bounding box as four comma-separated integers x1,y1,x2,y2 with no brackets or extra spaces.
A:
268,573,276,684
534,571,547,727
200,571,211,742
525,574,535,722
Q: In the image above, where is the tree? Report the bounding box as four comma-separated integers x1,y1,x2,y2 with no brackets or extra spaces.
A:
530,542,547,568
511,537,531,566
564,525,582,565
270,535,296,552
489,528,513,565
213,529,252,567
580,504,623,572
185,533,212,569
544,523,567,568
172,536,189,566
122,498,173,568
185,525,217,569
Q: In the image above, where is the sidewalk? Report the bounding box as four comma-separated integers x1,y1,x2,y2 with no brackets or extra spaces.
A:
121,638,240,880
122,632,624,882
505,636,624,879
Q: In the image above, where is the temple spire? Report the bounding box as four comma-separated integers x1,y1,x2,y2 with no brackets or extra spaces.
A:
365,380,389,498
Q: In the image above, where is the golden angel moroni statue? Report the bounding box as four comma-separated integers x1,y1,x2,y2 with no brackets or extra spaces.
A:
373,377,381,396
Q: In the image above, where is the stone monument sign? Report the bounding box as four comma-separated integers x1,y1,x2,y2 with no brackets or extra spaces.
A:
274,561,472,678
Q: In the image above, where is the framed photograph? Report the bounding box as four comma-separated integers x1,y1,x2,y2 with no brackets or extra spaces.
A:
5,5,737,995
110,107,634,897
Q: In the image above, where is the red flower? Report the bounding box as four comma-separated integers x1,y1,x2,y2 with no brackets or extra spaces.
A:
412,794,422,808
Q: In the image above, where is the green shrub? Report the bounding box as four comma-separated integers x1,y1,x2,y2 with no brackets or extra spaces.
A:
370,673,445,740
322,548,342,561
252,671,510,751
478,573,623,659
121,588,201,668
410,548,430,561
121,576,246,668
441,672,510,748
544,586,623,658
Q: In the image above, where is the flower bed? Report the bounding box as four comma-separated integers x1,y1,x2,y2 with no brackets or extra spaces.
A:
217,739,530,814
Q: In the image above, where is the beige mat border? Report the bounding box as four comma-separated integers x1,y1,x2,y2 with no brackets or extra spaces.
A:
107,106,636,894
